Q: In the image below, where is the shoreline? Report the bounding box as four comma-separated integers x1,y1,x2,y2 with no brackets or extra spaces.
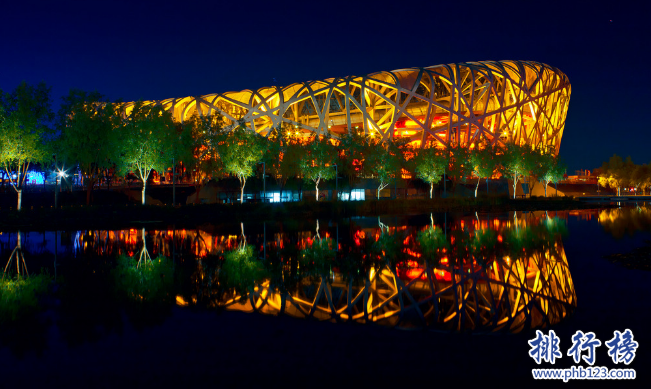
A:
0,197,617,231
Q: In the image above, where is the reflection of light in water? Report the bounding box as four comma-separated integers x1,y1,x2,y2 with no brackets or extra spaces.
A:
58,213,577,333
598,205,651,238
183,216,575,333
73,231,81,257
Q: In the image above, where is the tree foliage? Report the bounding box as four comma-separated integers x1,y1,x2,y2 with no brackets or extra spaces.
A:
0,272,52,323
221,244,267,300
217,121,266,203
447,144,471,185
414,147,447,199
113,255,174,305
56,89,119,204
0,81,53,210
534,150,566,197
469,144,499,197
630,164,651,195
500,143,536,199
265,125,305,196
366,139,403,199
113,102,175,204
183,113,225,183
598,154,626,196
337,130,371,189
598,155,651,196
299,133,338,201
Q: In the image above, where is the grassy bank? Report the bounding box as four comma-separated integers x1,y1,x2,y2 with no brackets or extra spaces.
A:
0,196,613,231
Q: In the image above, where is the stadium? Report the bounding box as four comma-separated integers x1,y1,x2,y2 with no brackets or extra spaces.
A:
124,60,570,154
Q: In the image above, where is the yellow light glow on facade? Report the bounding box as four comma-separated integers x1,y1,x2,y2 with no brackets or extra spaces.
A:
124,60,570,155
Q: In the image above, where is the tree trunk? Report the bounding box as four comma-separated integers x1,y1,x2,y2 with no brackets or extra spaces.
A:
279,181,284,203
315,177,320,201
430,182,433,199
141,182,146,205
240,177,246,204
86,178,94,205
544,182,548,197
17,189,22,211
513,173,517,199
377,186,380,199
475,178,480,198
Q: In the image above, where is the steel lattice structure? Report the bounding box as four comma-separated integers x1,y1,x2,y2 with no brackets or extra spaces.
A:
217,244,575,333
125,60,570,153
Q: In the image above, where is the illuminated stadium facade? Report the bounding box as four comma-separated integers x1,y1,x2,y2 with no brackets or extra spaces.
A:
125,60,570,153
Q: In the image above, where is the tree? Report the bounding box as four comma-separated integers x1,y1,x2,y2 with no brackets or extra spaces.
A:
113,228,174,305
264,125,304,201
114,102,175,205
469,145,499,198
447,143,471,194
0,82,53,210
184,113,225,182
299,133,338,201
598,154,626,196
629,163,651,196
499,143,536,199
536,152,566,197
337,130,370,198
414,147,447,199
1,230,53,323
182,113,224,204
366,139,403,199
417,214,449,262
622,156,636,194
220,223,268,299
168,120,195,205
642,163,651,195
217,121,266,204
56,89,119,205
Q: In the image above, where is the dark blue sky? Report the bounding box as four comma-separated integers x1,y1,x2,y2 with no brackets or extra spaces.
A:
1,0,648,172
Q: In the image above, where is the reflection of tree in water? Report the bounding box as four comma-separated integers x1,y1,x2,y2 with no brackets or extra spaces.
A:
218,223,267,302
3,231,29,279
371,216,405,266
112,228,175,328
58,228,175,345
299,220,336,276
599,205,651,270
0,231,53,356
599,205,651,238
113,228,174,304
417,214,449,264
506,213,567,261
182,213,576,332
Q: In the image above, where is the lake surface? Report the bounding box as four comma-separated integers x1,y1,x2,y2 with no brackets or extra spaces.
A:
1,204,650,384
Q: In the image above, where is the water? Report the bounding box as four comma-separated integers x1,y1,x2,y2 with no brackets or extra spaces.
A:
1,206,650,383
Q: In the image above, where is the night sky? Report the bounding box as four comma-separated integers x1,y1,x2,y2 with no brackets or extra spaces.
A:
1,0,649,173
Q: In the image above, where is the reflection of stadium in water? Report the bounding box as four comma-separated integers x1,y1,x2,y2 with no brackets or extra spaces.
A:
63,211,576,333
